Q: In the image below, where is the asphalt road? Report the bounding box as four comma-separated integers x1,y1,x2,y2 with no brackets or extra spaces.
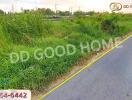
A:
44,37,132,100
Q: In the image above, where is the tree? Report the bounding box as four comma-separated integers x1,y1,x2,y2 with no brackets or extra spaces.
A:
37,8,55,15
0,9,4,14
85,11,95,16
58,11,71,16
74,11,85,17
45,8,55,15
23,9,30,13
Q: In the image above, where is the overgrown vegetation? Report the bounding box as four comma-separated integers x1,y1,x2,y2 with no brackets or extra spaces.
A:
0,10,132,91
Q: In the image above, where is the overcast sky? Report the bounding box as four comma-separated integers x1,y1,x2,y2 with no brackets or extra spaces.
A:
0,0,132,13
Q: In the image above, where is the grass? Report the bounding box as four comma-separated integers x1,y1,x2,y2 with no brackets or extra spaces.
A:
0,12,132,91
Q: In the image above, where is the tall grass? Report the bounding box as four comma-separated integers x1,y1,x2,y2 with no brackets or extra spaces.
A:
0,13,132,90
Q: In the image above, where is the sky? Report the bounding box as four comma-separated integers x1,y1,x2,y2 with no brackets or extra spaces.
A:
0,0,132,13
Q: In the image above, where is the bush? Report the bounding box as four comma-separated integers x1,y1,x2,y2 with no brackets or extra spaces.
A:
1,13,47,44
0,12,132,91
0,9,4,15
101,15,119,35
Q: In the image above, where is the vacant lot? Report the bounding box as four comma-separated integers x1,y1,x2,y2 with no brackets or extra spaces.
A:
0,12,132,91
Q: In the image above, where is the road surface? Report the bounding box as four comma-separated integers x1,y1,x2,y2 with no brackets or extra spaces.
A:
44,37,132,100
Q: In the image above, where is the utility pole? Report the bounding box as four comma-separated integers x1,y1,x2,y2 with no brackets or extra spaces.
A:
11,0,19,13
11,0,15,13
78,6,81,11
21,7,24,12
34,0,38,10
69,7,73,15
55,3,58,17
11,4,14,13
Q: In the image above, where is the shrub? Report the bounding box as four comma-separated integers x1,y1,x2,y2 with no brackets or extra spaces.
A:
1,13,46,44
101,15,119,35
0,12,132,91
0,9,4,15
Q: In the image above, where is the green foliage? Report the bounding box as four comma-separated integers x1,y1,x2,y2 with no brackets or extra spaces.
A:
1,13,55,44
0,12,132,91
74,11,85,17
0,9,4,15
58,11,71,16
101,15,119,34
37,8,55,16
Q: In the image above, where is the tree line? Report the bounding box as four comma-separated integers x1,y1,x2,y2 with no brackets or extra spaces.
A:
0,8,96,16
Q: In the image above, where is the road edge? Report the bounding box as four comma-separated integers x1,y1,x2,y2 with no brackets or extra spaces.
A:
39,33,132,100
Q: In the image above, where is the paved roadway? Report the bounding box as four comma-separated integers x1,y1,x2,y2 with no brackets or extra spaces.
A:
44,37,132,100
